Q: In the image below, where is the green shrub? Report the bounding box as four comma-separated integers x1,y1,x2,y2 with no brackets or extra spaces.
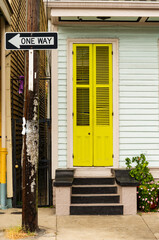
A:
125,154,154,184
125,154,159,212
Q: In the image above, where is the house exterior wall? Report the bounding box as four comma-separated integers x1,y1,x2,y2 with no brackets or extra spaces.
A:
56,25,159,169
0,0,13,209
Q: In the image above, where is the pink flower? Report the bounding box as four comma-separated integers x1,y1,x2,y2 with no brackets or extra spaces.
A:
151,201,153,205
142,206,145,209
151,197,153,200
147,201,150,203
145,198,147,201
139,196,141,198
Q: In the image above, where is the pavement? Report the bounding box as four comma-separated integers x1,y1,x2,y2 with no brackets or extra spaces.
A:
0,208,159,240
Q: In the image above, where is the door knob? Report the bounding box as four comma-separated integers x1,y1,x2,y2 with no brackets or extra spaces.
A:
88,133,90,135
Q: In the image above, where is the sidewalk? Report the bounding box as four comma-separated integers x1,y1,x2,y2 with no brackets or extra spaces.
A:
0,208,159,240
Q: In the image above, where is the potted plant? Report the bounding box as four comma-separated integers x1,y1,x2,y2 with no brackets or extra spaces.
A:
125,154,159,212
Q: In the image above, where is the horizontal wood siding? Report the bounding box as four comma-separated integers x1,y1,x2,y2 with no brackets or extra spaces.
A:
10,0,26,168
57,26,159,168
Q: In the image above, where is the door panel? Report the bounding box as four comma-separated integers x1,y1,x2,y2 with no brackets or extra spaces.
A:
73,45,93,166
94,45,113,166
73,44,113,167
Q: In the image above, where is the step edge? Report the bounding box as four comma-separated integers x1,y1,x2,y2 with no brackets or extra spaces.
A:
71,194,120,197
72,185,118,188
73,177,115,179
70,203,123,206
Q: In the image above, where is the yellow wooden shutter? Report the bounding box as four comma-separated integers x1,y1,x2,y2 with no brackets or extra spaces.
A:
73,44,113,167
73,44,93,166
93,44,113,166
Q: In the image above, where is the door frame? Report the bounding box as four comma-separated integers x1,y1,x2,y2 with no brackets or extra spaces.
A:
67,38,119,169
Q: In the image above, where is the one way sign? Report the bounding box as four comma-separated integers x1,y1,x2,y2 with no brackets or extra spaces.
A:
5,32,58,50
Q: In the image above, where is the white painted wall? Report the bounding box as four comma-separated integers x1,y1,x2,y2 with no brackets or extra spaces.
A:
57,26,159,168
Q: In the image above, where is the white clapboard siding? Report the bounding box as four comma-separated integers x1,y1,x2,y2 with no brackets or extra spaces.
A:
120,75,158,80
120,63,158,69
120,59,157,64
58,155,67,160
58,150,67,156
120,150,159,155
58,126,67,132
120,69,158,75
120,86,157,92
120,109,158,114
120,52,158,57
120,138,159,144
120,144,159,150
57,26,159,168
58,132,67,138
58,86,67,92
120,92,158,97
120,121,159,126
120,103,158,109
58,74,67,80
58,109,67,115
119,115,158,121
120,127,158,132
58,138,67,144
120,98,158,103
120,81,158,86
120,156,159,162
120,132,159,138
58,120,67,125
58,103,67,109
58,98,67,103
58,145,67,151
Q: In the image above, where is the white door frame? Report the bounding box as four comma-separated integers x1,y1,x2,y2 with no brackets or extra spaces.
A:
67,38,119,169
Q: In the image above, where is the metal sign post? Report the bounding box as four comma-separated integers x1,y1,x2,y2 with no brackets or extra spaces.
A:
28,50,34,91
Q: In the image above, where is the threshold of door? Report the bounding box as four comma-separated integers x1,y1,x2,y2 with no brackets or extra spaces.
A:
74,167,112,177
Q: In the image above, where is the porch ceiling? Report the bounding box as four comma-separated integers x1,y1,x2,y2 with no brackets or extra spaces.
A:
45,1,159,25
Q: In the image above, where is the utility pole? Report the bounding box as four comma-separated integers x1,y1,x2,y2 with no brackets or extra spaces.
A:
22,0,40,232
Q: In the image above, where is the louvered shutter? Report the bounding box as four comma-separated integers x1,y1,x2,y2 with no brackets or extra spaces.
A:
73,44,93,166
94,44,113,166
73,44,113,167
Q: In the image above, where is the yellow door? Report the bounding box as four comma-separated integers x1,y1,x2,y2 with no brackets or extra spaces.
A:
73,44,113,166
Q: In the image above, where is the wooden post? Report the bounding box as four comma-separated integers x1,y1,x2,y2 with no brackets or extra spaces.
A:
22,0,40,232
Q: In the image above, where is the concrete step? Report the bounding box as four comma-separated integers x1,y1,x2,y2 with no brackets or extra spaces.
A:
71,194,120,204
72,185,118,194
70,203,123,215
73,177,115,186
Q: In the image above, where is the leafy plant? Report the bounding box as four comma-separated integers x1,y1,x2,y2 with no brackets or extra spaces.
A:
125,154,159,212
125,154,154,184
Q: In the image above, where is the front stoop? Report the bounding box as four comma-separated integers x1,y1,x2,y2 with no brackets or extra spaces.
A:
54,169,138,215
70,177,123,215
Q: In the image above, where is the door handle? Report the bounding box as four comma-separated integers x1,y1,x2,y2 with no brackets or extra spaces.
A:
88,133,91,135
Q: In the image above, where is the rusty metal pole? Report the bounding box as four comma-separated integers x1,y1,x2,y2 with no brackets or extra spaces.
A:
22,0,40,232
